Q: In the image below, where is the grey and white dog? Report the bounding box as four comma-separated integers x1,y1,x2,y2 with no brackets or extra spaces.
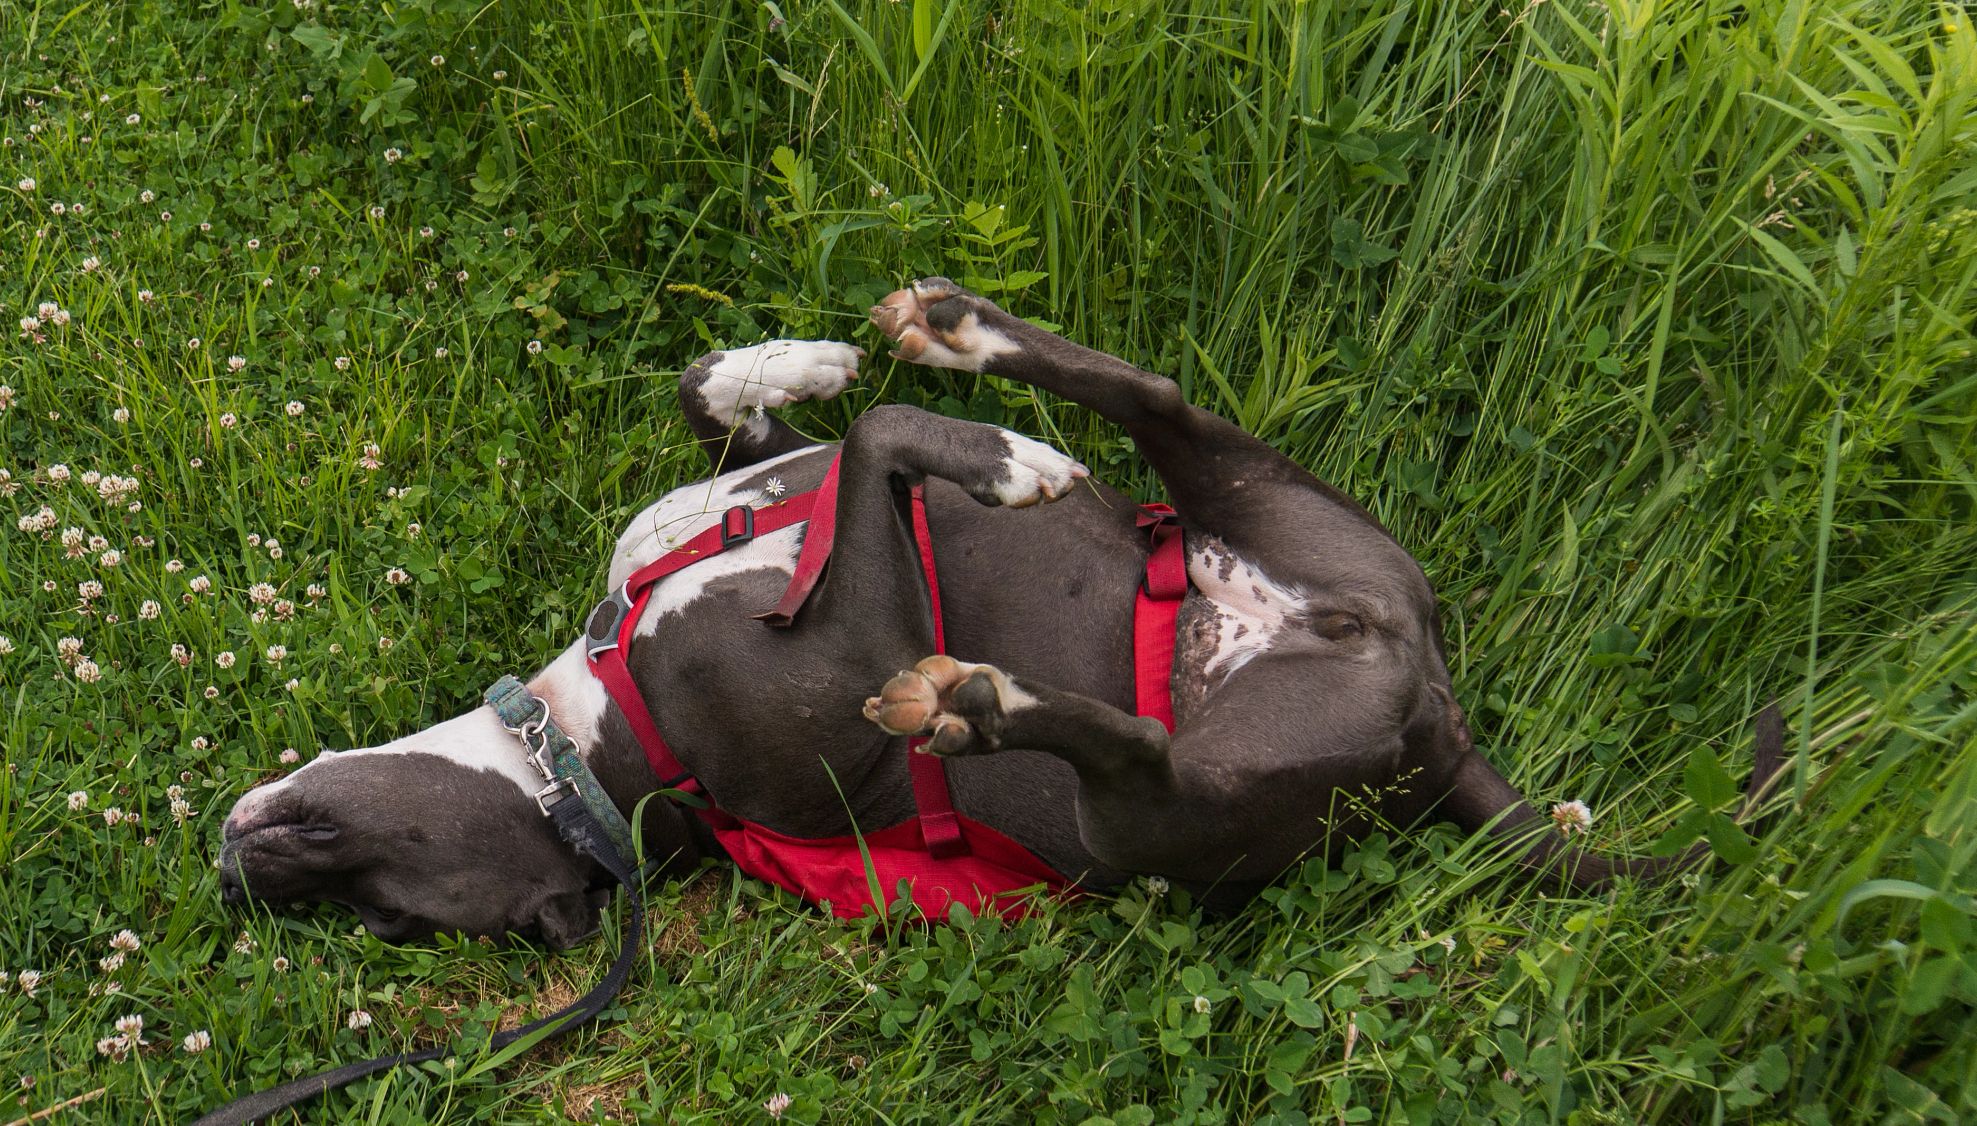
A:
218,279,1777,947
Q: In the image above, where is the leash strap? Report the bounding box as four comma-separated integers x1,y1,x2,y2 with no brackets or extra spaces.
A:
193,767,645,1125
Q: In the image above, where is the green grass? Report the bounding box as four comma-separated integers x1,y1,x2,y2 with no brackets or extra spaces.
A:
2,0,1973,1121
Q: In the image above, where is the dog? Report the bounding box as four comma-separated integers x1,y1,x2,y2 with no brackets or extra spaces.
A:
218,278,1779,947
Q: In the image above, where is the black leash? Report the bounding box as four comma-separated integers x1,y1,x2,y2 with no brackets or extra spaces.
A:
194,777,646,1125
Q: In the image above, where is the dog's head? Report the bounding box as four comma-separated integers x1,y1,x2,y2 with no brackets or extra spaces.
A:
218,707,612,949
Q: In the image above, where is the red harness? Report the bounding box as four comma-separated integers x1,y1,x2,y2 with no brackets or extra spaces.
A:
583,453,1187,919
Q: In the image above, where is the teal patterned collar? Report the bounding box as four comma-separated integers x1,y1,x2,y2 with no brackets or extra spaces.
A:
483,675,639,866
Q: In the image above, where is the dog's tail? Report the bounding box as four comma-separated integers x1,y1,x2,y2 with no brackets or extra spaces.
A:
1437,702,1786,889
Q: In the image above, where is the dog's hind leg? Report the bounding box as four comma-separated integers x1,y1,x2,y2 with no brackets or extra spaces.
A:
869,279,1387,559
678,340,864,473
862,652,1420,884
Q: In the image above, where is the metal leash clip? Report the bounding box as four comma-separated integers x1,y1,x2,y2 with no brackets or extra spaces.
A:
494,691,580,815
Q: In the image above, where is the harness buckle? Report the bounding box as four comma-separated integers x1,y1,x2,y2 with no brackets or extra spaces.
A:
534,776,576,817
584,586,635,659
721,505,755,548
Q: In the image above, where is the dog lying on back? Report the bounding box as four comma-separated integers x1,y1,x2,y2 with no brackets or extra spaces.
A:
218,279,1779,945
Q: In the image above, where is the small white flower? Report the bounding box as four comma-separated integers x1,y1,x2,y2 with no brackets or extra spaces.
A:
215,651,235,669
189,575,211,593
334,355,351,371
367,205,385,220
764,476,786,497
419,225,434,238
346,1009,373,1030
74,658,101,683
182,1030,211,1053
264,644,287,663
430,54,445,67
166,559,184,573
280,748,300,764
99,549,122,567
67,790,88,811
191,736,209,751
170,643,191,666
16,177,33,191
526,339,544,354
764,1093,792,1119
139,600,160,620
1144,875,1170,896
77,580,104,600
1192,995,1211,1015
234,932,255,954
139,189,155,204
113,406,131,423
109,929,141,953
125,113,140,125
272,956,290,972
17,970,41,997
383,146,402,163
249,582,278,605
433,346,448,358
114,1014,144,1039
384,567,411,586
286,400,304,416
227,355,246,372
1550,800,1593,837
81,255,101,272
219,412,237,429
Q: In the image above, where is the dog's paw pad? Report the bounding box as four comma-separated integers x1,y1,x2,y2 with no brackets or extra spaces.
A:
981,431,1088,508
869,279,1018,373
685,339,862,427
862,658,1029,756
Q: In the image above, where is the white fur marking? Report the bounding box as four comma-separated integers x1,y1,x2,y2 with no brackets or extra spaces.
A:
988,430,1085,506
238,706,543,813
691,339,860,427
1187,538,1309,679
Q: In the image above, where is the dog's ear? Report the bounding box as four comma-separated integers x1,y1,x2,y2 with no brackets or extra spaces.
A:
525,888,606,949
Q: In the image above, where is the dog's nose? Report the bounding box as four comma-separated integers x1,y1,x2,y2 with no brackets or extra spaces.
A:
218,855,247,904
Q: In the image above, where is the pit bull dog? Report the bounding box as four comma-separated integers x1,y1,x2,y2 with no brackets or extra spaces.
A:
218,278,1779,947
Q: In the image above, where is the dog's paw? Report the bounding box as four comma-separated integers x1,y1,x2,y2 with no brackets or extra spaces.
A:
982,429,1087,508
861,655,1033,756
683,339,863,427
868,278,1020,373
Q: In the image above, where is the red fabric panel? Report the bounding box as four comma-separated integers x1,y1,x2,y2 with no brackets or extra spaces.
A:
589,625,699,795
1134,506,1187,732
703,809,1073,919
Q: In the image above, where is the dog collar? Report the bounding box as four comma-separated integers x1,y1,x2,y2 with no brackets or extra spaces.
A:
484,675,640,864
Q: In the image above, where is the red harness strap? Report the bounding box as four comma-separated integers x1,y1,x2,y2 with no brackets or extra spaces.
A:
584,453,1189,917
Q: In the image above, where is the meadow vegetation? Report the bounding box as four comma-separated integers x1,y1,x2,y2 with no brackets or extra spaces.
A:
1,0,1972,1121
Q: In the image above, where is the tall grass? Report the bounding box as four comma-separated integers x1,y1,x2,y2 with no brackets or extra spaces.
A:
0,0,1971,1121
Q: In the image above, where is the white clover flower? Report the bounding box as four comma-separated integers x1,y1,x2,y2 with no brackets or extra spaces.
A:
367,205,384,220
1144,875,1170,895
764,1093,791,1120
226,355,246,372
99,549,121,567
286,400,304,416
170,643,191,666
433,346,448,358
38,302,58,319
17,970,40,997
190,736,209,751
114,1014,143,1039
48,463,70,484
233,933,255,954
430,55,445,66
186,336,201,349
139,600,160,620
526,339,543,354
245,238,260,250
219,412,237,429
346,1009,373,1030
139,189,154,204
280,748,300,764
419,225,434,238
125,113,139,125
113,406,130,423
137,288,154,303
214,651,235,669
87,532,108,550
103,806,125,826
265,644,287,663
405,522,421,538
383,146,402,163
182,1030,211,1053
81,255,100,272
166,559,184,573
67,790,88,811
49,306,71,326
1192,995,1211,1015
99,952,125,974
384,567,410,586
249,582,277,605
334,355,351,370
74,658,101,683
16,177,33,191
50,201,65,215
170,797,193,823
78,580,104,600
17,316,40,334
306,583,326,599
189,575,211,593
109,929,140,953
1550,800,1593,837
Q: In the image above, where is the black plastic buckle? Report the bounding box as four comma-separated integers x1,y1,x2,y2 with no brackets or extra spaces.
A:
721,505,755,548
584,586,634,658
